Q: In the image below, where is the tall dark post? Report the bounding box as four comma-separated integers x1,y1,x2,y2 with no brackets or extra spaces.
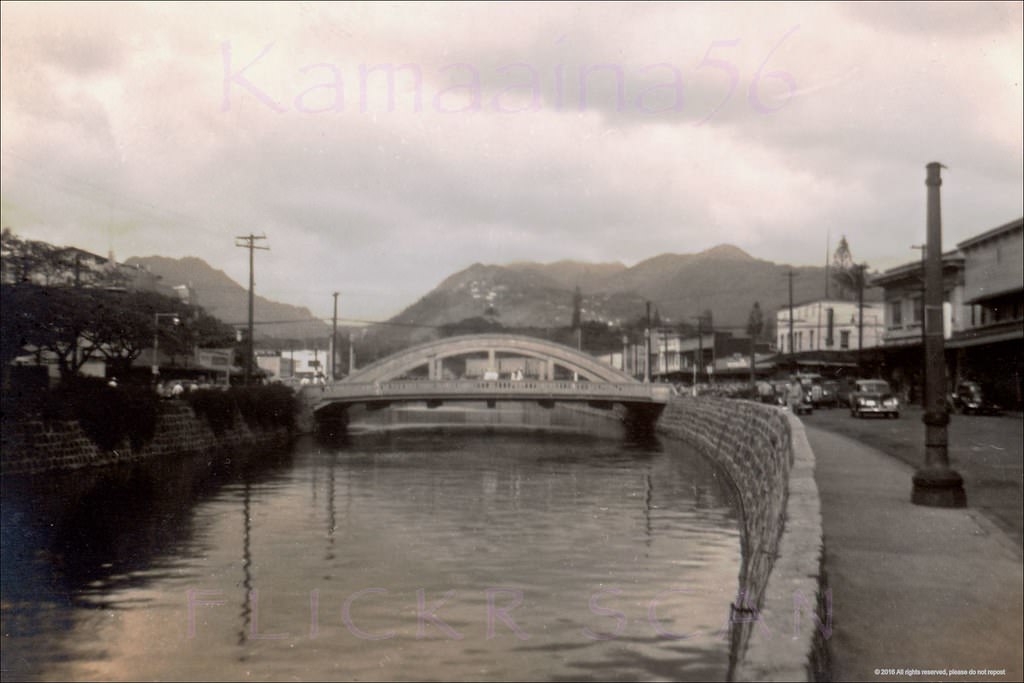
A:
856,263,865,374
332,291,339,381
235,234,269,385
787,270,796,373
644,301,652,383
696,316,703,383
912,162,966,507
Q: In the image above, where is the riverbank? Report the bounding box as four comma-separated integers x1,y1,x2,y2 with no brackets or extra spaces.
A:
1,400,291,476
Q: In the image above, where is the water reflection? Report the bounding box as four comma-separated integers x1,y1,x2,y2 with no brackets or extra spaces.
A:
2,406,741,682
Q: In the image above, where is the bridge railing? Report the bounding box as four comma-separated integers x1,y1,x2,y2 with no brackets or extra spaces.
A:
319,379,666,400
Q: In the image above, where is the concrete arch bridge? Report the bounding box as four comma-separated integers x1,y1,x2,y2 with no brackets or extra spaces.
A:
302,334,671,428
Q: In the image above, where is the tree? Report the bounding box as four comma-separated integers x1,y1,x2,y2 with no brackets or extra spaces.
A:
831,236,864,300
0,283,98,379
700,309,713,330
1,228,129,289
78,290,156,378
1,229,72,284
571,286,582,330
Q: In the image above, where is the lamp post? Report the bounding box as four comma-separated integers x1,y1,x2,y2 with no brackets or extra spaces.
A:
912,162,965,508
152,312,180,381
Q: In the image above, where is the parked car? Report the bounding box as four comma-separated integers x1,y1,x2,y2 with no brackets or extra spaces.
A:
849,379,900,418
792,389,814,415
949,381,1001,415
815,380,842,408
774,379,813,414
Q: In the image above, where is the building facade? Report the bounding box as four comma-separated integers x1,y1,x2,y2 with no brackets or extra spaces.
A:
872,217,1023,408
775,299,884,354
948,218,1023,408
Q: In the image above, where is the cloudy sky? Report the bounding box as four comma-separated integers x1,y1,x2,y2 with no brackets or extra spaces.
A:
1,1,1021,322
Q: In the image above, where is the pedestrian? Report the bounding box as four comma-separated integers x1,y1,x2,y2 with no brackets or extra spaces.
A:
787,379,804,412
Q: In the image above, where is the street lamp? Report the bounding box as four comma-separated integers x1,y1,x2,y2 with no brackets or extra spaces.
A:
153,312,180,379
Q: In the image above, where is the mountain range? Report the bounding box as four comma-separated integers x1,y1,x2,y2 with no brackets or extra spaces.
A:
388,244,877,341
127,245,880,347
125,256,331,341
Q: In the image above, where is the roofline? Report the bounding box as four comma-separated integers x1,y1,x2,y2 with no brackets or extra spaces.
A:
871,250,964,285
783,297,884,310
956,217,1023,250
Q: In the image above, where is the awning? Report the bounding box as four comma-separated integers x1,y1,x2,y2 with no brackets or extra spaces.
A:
946,328,1023,349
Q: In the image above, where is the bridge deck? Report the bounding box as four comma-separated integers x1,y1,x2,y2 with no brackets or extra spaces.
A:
311,379,671,408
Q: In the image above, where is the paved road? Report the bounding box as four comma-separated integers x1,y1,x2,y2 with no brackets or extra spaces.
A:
802,405,1023,547
804,425,1023,682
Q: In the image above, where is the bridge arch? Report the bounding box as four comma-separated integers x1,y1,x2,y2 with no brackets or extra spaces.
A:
344,334,637,384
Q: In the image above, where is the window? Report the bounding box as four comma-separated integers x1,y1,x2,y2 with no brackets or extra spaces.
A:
912,296,923,324
840,330,850,349
797,331,803,351
810,330,815,349
889,301,902,327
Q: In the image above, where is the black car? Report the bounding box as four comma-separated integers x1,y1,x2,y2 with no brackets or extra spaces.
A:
950,381,1001,415
849,379,900,419
815,380,842,408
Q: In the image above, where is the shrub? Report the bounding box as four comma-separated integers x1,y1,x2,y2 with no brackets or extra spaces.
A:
33,378,160,452
184,388,237,436
185,385,296,434
227,384,296,430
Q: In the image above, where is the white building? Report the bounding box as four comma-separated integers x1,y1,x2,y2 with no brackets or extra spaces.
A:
775,299,884,354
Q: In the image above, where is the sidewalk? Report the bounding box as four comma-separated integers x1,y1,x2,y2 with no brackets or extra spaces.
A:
804,425,1024,683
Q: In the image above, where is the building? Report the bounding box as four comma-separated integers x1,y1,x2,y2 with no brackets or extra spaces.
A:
649,329,771,382
775,299,884,354
871,250,967,398
948,218,1023,407
255,350,296,382
872,217,1023,408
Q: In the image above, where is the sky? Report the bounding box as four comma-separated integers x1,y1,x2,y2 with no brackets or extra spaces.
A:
1,1,1022,322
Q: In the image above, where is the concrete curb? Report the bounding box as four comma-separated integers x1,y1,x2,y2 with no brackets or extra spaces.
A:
735,412,829,682
651,398,829,682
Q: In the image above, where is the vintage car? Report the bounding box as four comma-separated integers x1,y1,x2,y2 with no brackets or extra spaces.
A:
815,380,842,408
950,381,1001,415
773,379,813,414
849,379,900,418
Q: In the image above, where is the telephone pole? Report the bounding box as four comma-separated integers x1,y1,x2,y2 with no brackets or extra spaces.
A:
856,263,866,374
785,270,797,373
644,301,652,383
332,292,340,381
235,234,269,385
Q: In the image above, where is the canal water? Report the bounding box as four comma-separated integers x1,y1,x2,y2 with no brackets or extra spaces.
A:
1,405,742,681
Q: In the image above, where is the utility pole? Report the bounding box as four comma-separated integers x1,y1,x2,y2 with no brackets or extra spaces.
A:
644,301,652,383
332,291,340,381
825,229,830,298
349,333,356,374
696,316,703,383
235,234,269,385
913,162,965,508
786,270,797,374
856,263,866,374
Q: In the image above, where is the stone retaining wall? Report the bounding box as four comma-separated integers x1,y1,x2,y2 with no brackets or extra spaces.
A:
1,401,291,476
656,397,827,681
